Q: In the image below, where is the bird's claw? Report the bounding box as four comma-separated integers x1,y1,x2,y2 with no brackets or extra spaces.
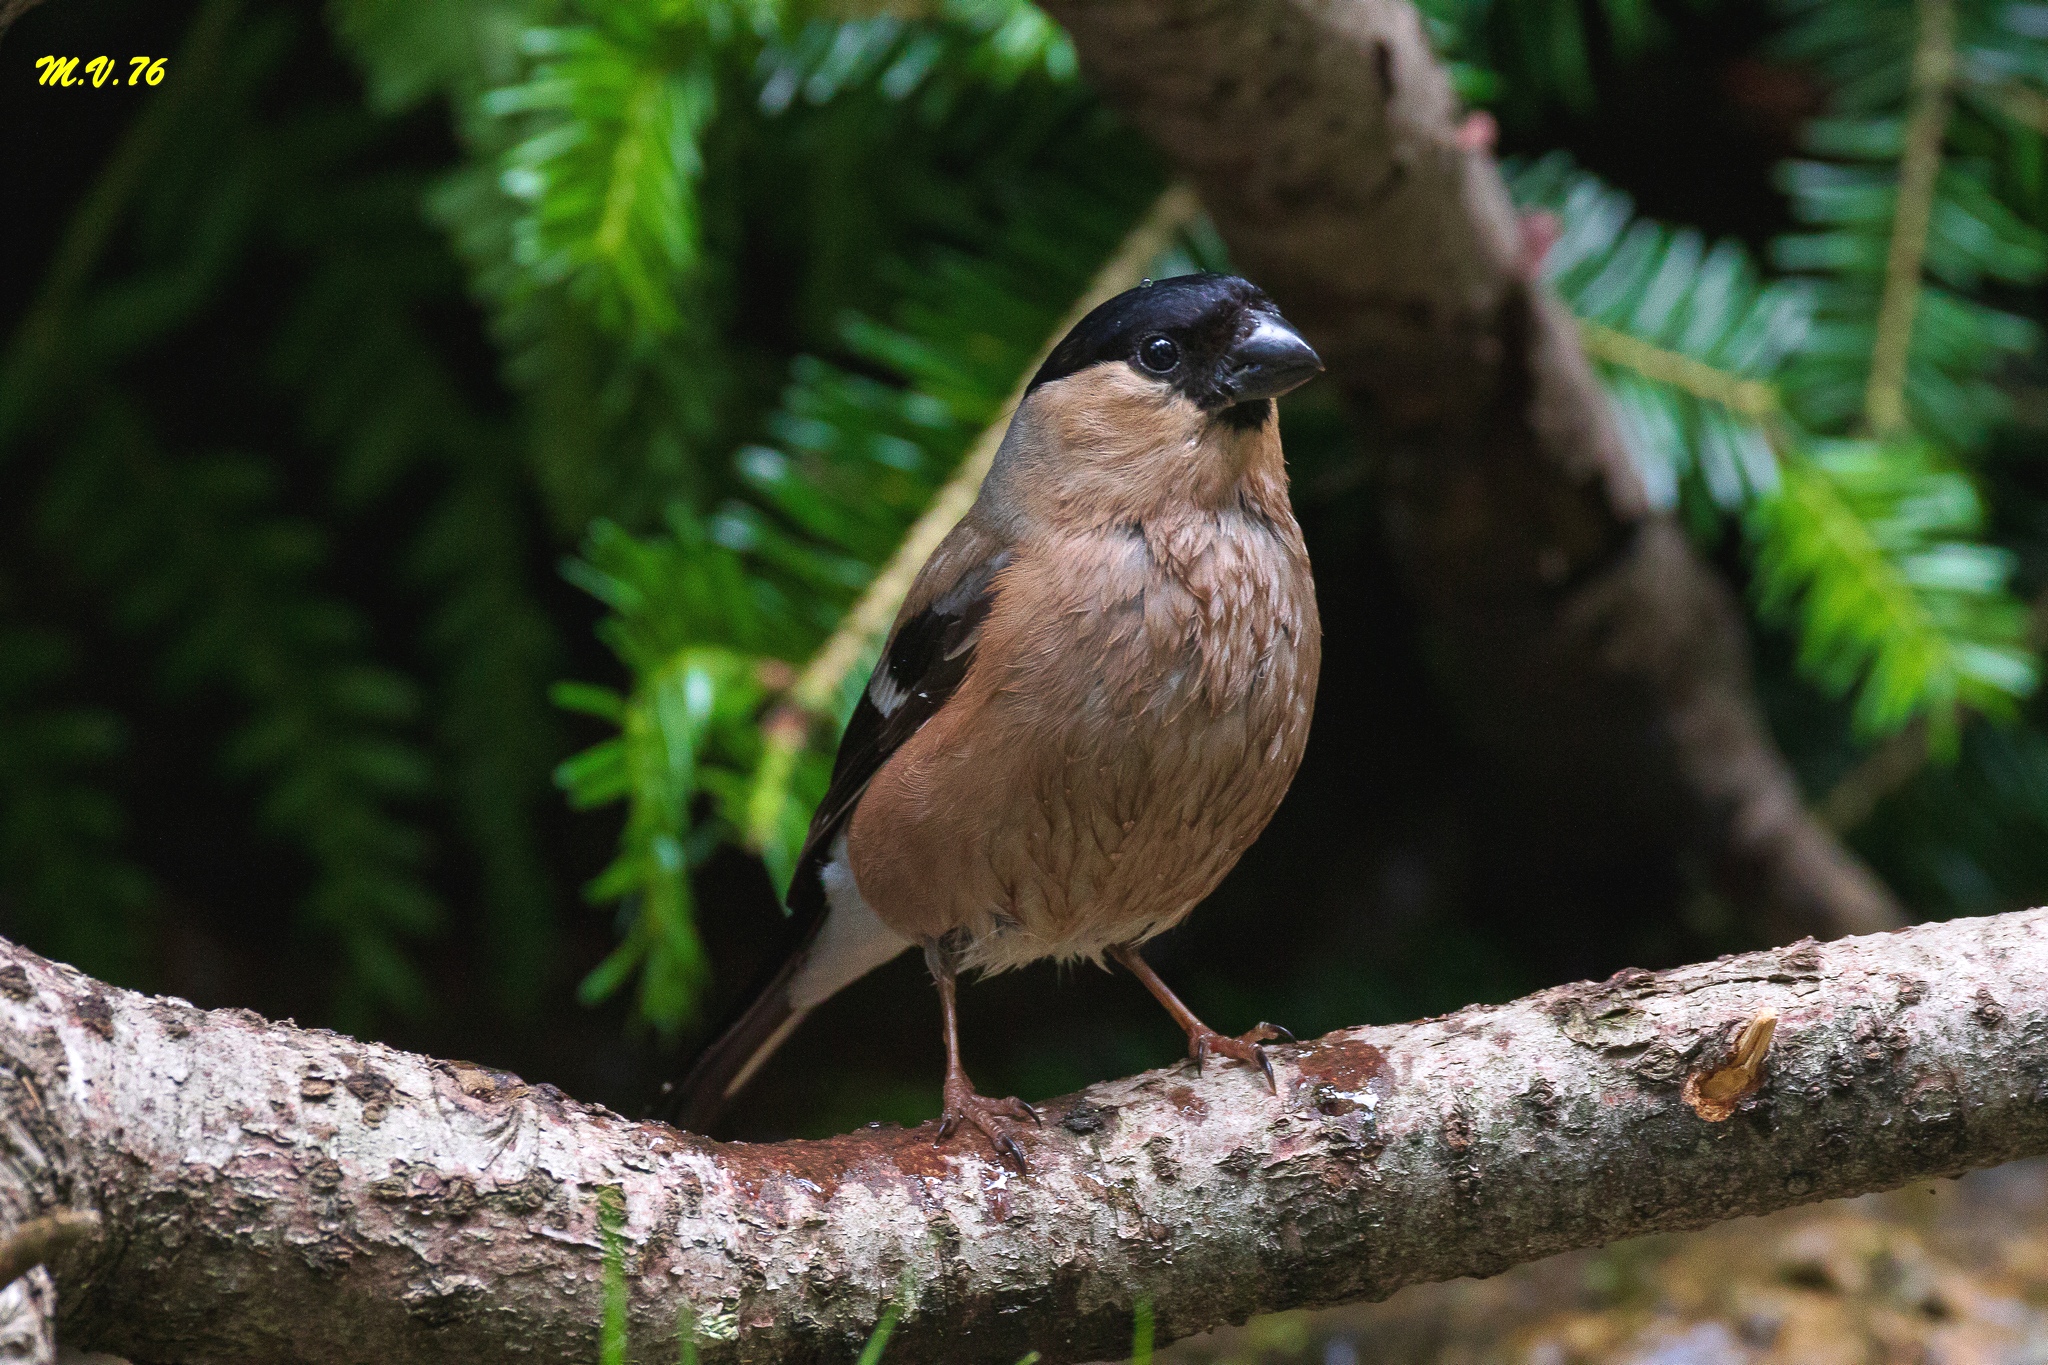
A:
935,1081,1036,1174
1185,1026,1288,1093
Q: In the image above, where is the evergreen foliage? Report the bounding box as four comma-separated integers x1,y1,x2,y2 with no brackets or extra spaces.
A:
0,623,148,981
1506,0,2048,917
12,0,2048,1049
1418,0,1664,111
1,0,552,1024
1517,150,2038,745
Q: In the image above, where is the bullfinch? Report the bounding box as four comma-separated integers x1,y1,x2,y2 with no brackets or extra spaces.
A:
676,273,1324,1170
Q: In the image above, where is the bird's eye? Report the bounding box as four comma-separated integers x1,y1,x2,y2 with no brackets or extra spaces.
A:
1137,335,1180,374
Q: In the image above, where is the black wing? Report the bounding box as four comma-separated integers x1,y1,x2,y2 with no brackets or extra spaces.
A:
664,546,1008,1131
785,549,1010,923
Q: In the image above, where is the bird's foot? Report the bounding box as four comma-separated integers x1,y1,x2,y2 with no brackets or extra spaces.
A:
1185,1021,1295,1092
936,1073,1039,1174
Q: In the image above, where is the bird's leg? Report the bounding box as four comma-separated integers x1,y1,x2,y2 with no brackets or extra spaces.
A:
925,939,1038,1173
1110,944,1292,1093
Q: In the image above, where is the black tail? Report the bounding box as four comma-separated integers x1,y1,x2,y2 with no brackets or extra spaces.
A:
664,938,814,1135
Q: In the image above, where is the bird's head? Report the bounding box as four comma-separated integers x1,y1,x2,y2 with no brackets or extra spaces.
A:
989,274,1324,524
1031,272,1324,422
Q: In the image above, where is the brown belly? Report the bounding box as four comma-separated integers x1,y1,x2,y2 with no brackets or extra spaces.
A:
845,531,1319,973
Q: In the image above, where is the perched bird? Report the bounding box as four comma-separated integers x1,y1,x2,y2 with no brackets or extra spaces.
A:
675,273,1324,1169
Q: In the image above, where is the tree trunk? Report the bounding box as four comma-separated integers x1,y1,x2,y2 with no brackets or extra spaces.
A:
1036,0,1902,943
9,912,2045,1364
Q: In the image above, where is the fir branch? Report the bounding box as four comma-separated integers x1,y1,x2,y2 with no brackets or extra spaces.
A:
274,150,566,1015
1748,438,2034,744
1,0,477,1017
1525,147,2038,741
1865,0,1957,436
0,621,150,980
40,429,444,1021
1515,154,1809,512
742,183,1203,850
484,9,747,341
1813,574,2048,836
1575,318,1783,422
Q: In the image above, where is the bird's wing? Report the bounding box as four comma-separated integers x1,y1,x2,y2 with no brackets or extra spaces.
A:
667,522,1012,1132
785,521,1012,924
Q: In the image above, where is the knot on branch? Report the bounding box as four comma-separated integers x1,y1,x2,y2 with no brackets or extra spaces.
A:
1684,1011,1779,1122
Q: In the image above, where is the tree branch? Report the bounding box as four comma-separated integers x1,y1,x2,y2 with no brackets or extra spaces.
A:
13,912,2047,1363
1034,0,1902,943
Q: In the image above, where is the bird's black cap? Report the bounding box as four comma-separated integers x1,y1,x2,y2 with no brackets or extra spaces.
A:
1027,273,1322,417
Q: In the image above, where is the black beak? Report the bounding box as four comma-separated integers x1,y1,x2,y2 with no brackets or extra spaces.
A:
1221,315,1324,403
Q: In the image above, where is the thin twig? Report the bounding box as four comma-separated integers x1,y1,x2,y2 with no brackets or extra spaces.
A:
1986,79,2048,135
744,184,1205,849
1816,721,1929,835
1864,0,1955,437
1576,319,1781,421
0,1211,99,1290
0,0,49,49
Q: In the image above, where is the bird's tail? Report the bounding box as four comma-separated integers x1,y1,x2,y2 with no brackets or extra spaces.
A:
667,945,814,1136
665,847,913,1134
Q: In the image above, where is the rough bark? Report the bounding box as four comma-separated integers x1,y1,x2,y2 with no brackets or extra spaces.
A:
1035,0,1902,943
7,913,2046,1364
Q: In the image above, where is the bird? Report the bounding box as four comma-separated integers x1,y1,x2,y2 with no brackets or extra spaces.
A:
674,272,1324,1170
